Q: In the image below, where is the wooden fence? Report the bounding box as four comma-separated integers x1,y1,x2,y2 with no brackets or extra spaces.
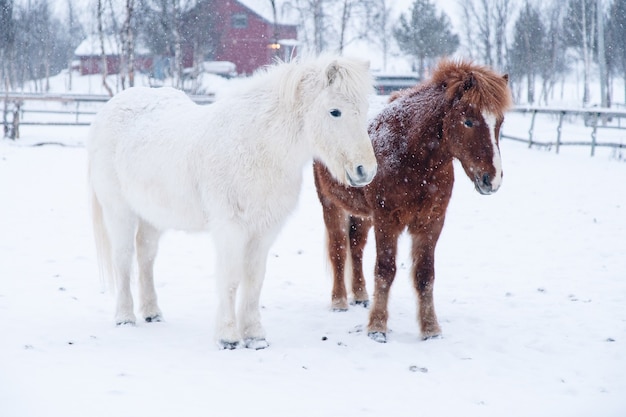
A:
502,106,626,156
3,94,626,157
1,91,215,139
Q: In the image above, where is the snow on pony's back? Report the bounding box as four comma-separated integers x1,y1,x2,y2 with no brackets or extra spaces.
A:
86,54,377,349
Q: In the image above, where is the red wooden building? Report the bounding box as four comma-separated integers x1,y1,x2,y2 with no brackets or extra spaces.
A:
185,0,298,75
74,35,153,76
75,0,298,77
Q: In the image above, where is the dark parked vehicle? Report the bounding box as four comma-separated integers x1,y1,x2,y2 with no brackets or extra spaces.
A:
373,73,421,95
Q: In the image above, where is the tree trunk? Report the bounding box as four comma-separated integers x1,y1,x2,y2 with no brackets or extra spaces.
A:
580,0,594,107
172,0,182,89
338,0,350,54
97,0,113,96
313,0,325,54
527,73,535,104
121,0,135,89
597,0,607,108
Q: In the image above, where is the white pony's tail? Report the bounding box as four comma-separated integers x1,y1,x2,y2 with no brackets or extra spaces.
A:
90,189,114,293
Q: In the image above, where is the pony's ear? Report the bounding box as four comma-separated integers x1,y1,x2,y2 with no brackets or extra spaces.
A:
463,72,476,91
326,61,340,86
503,73,509,84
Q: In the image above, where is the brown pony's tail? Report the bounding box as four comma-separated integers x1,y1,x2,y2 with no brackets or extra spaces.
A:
90,189,114,293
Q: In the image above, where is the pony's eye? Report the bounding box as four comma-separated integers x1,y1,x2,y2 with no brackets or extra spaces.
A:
463,119,474,128
330,109,342,118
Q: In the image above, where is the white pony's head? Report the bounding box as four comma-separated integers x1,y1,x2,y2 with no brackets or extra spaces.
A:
290,55,377,187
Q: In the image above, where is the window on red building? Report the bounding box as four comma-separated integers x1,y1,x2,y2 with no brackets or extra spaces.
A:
232,13,248,29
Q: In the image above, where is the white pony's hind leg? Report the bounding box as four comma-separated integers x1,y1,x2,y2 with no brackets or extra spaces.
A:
103,206,138,325
136,220,163,322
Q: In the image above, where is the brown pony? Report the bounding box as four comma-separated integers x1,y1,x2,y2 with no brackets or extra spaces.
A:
313,59,512,343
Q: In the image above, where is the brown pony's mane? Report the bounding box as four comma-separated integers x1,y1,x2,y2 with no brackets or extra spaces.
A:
433,59,512,118
390,59,512,118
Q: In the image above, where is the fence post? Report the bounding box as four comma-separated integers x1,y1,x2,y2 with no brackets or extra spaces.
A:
2,93,8,138
528,109,537,148
10,100,22,140
556,111,564,154
590,112,598,156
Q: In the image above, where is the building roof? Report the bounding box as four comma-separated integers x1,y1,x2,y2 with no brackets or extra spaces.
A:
237,0,298,26
74,34,150,57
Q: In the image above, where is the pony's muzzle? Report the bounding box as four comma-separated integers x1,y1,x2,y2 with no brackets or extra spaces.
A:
346,163,377,187
474,172,499,195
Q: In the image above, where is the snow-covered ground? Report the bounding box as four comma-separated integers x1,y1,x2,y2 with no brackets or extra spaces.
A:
1,76,626,416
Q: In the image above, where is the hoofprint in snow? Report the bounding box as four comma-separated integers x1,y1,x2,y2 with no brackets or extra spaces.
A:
1,101,625,416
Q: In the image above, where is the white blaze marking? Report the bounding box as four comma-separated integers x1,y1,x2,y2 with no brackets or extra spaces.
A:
482,112,502,190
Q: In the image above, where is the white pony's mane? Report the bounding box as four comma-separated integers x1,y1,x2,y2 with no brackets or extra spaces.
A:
217,54,373,112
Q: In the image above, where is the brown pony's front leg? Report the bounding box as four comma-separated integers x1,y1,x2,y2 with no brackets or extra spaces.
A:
368,223,402,342
409,220,445,340
348,215,371,307
319,199,350,311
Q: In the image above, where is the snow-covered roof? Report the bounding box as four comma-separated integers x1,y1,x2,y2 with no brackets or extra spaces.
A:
74,35,150,57
237,0,298,26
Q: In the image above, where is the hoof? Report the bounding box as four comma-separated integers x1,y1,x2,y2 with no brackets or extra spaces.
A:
218,340,240,350
144,314,163,323
244,338,269,350
116,320,136,327
331,298,349,311
351,299,370,308
422,333,442,341
368,331,387,343
331,307,349,312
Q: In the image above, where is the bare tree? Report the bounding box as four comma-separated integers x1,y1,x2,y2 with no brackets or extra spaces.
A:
564,0,596,106
509,1,544,104
139,0,186,86
172,0,182,89
367,0,392,71
458,0,514,71
65,0,82,91
596,0,607,108
0,0,15,91
97,0,113,96
538,2,569,105
119,0,135,89
335,0,380,55
179,0,219,92
607,0,626,103
289,0,330,54
337,0,352,54
493,0,512,70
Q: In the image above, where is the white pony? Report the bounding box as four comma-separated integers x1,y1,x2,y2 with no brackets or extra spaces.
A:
87,55,377,349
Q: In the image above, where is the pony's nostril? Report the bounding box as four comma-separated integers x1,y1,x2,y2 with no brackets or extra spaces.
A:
356,165,366,179
482,173,491,187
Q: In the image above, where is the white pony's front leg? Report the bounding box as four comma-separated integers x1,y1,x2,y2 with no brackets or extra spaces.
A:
238,235,273,350
214,222,246,349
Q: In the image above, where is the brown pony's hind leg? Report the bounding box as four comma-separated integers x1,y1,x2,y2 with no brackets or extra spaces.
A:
368,223,402,342
409,224,444,340
348,215,371,307
319,199,350,311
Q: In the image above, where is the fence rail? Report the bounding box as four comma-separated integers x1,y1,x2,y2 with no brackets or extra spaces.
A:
3,94,626,156
2,91,215,139
502,106,626,156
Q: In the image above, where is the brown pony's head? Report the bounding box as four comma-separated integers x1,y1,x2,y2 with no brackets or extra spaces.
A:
434,59,512,195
